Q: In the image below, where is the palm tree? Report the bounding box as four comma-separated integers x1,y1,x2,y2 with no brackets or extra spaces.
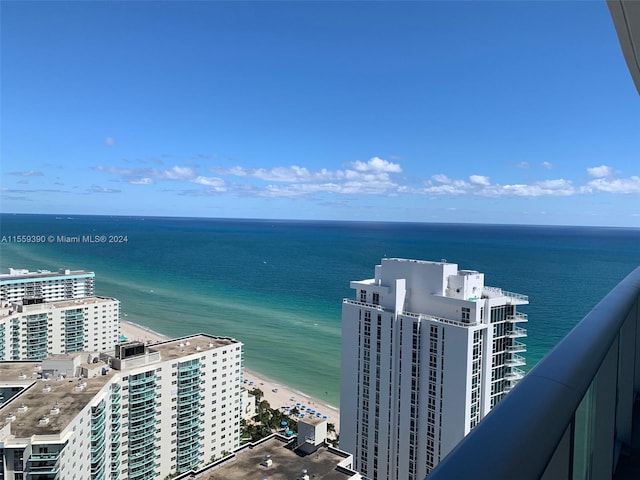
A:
248,387,264,402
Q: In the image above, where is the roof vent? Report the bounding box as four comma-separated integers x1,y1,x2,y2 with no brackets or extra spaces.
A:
18,372,26,380
301,469,310,480
75,381,86,392
179,342,185,348
195,346,201,351
51,402,60,415
208,342,214,348
5,413,16,423
17,403,28,413
43,384,52,393
261,454,272,467
39,416,50,425
185,341,191,346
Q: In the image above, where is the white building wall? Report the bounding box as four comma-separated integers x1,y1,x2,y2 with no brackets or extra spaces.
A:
0,270,95,304
340,258,528,480
0,297,120,361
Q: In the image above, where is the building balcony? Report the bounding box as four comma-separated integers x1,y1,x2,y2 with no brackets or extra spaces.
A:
129,390,157,403
506,341,526,353
504,368,525,382
178,418,203,430
507,312,528,323
483,287,529,304
29,452,61,462
129,375,156,387
178,362,202,373
27,466,60,476
506,326,527,338
505,353,526,367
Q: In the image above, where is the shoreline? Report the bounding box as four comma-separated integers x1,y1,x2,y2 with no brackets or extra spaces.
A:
120,320,340,432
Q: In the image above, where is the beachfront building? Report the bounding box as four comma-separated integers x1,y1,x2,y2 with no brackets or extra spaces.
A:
0,268,95,305
340,258,528,480
0,296,121,361
0,334,244,480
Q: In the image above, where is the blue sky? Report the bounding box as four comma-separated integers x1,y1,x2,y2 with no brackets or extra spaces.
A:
2,1,639,226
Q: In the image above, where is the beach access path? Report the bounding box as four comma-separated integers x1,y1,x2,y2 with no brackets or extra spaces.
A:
119,321,340,432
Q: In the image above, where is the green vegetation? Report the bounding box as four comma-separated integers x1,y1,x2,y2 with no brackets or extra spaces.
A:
241,398,298,443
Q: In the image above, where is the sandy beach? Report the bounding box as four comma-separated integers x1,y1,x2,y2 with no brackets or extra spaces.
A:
120,320,340,432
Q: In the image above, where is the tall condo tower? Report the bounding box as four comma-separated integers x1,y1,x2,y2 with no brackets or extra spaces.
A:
340,258,528,480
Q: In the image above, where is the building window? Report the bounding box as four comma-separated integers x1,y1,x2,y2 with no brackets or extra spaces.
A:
360,290,367,302
372,292,380,305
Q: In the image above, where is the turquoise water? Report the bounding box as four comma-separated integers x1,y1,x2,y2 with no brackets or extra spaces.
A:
1,214,639,407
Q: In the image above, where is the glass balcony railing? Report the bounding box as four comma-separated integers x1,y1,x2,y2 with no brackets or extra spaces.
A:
506,326,527,338
429,266,640,480
507,312,528,323
505,353,526,367
506,341,526,353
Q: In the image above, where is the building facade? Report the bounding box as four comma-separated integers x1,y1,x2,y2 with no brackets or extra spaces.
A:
1,269,95,305
0,297,120,361
340,259,528,480
0,334,244,480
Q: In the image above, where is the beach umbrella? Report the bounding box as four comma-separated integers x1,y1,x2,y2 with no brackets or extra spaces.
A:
281,421,288,426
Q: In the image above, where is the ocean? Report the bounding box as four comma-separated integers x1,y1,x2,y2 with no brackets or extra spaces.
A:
1,213,639,408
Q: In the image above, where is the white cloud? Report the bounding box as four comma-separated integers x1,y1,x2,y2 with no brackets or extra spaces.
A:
93,157,639,201
10,170,44,177
214,165,332,182
586,165,613,178
104,137,116,147
350,157,402,173
193,176,226,190
87,185,120,193
130,178,154,185
542,161,553,169
517,162,530,169
160,166,195,181
424,174,576,197
469,175,490,186
585,176,640,194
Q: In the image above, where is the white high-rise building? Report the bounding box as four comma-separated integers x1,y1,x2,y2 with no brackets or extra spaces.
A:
0,334,244,480
1,268,95,304
340,258,528,480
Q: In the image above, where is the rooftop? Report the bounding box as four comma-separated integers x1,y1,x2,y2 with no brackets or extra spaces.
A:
149,334,239,361
191,435,357,480
0,295,118,319
0,359,114,438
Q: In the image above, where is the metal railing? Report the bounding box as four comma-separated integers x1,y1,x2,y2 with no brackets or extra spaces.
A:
429,266,640,480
